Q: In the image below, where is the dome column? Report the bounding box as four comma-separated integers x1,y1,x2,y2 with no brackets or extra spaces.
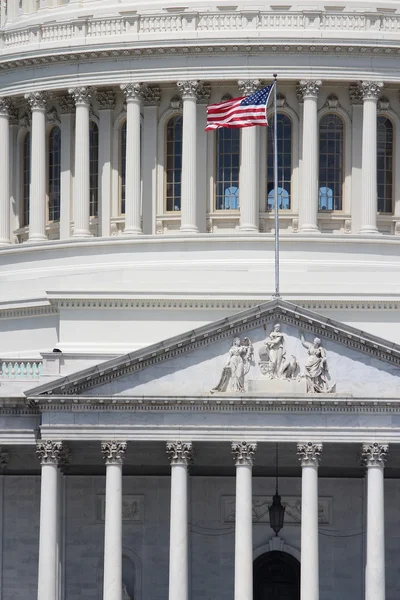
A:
59,95,75,239
142,87,161,234
0,98,11,246
298,80,321,233
359,81,383,234
121,83,145,235
69,87,93,238
177,80,201,233
97,91,116,237
25,91,48,242
238,80,261,232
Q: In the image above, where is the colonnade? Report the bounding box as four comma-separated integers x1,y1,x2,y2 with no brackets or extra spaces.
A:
35,439,389,600
0,78,388,245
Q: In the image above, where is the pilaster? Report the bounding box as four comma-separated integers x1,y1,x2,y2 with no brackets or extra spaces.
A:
0,99,11,246
98,91,116,237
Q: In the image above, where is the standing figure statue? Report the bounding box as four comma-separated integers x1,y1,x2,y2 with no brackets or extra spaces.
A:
211,337,253,393
300,334,335,393
259,324,299,380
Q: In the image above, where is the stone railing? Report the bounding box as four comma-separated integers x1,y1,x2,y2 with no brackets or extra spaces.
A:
1,10,400,55
0,360,43,379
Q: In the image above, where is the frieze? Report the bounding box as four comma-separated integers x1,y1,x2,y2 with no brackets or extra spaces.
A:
97,494,144,523
222,495,332,525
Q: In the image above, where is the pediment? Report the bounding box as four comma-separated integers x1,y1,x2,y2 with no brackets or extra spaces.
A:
28,299,400,400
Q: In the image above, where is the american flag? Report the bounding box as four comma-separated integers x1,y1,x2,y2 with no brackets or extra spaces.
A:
205,84,275,131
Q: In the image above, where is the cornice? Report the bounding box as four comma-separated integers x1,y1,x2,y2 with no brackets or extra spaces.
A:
31,395,400,413
26,299,400,397
2,42,400,82
0,297,400,322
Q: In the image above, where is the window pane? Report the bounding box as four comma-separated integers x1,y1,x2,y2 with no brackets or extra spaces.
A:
318,114,343,211
215,128,240,210
165,116,183,212
377,116,393,214
48,126,61,222
267,114,292,210
23,132,31,227
89,121,99,218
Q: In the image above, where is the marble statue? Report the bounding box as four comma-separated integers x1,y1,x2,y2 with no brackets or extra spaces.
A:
122,583,131,600
259,324,299,380
211,337,253,393
300,333,335,393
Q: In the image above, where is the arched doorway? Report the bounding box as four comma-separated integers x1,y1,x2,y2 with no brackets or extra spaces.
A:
253,551,300,600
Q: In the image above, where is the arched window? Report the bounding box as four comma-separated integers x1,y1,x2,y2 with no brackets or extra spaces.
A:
89,121,99,218
23,132,31,227
48,126,61,222
377,116,393,214
267,114,292,210
165,115,182,212
215,128,240,210
318,114,343,211
120,120,126,214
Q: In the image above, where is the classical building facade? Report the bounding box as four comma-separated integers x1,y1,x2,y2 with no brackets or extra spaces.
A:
1,1,400,600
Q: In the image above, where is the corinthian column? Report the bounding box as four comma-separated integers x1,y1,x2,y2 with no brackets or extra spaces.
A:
101,441,127,600
36,441,66,600
69,87,93,238
297,442,322,600
121,83,144,235
25,91,47,242
298,80,322,233
362,443,388,600
166,441,194,600
98,91,116,237
0,98,11,246
177,81,201,233
238,80,261,232
232,442,257,600
359,82,383,234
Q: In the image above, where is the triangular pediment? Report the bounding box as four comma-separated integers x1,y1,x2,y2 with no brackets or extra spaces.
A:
27,299,400,401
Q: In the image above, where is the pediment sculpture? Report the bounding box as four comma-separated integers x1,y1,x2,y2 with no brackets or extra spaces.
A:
259,323,300,380
211,325,335,394
211,336,253,393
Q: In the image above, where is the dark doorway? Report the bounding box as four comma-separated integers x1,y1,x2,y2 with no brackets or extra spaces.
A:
253,551,300,600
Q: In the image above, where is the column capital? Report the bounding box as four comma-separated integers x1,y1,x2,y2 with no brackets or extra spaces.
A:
68,87,94,106
36,440,68,465
238,79,261,97
25,91,48,111
361,81,384,101
97,90,117,110
121,82,147,102
101,440,127,464
349,84,363,105
231,441,257,466
297,442,322,467
59,95,76,114
166,441,194,466
297,79,322,101
196,84,211,105
361,442,389,467
177,80,202,100
0,97,12,116
142,86,161,107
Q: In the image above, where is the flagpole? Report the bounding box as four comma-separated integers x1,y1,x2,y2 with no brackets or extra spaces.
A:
272,73,280,298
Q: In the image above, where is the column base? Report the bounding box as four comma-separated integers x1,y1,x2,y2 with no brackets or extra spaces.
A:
72,231,93,238
299,224,320,233
28,234,48,242
358,226,380,235
180,225,199,233
0,239,11,246
238,225,259,233
123,227,143,235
